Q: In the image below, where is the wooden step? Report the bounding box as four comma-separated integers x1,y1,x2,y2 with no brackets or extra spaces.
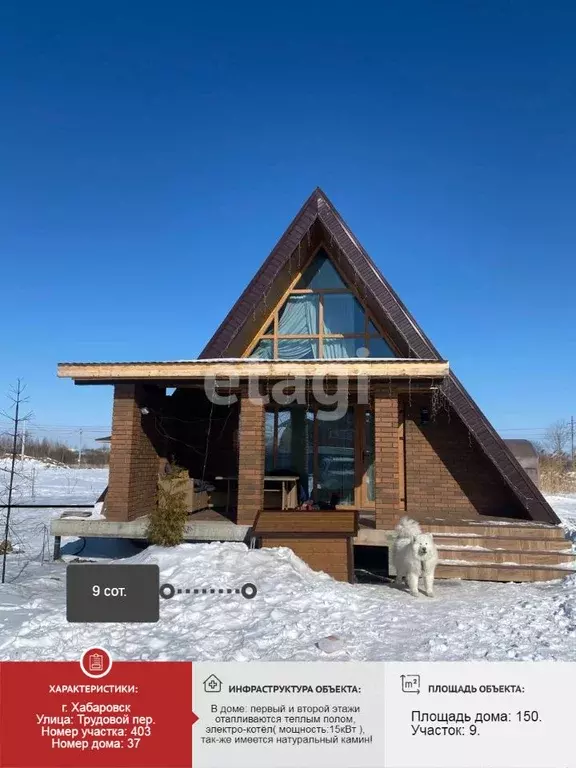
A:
436,560,576,582
421,522,566,540
436,546,575,567
433,534,570,551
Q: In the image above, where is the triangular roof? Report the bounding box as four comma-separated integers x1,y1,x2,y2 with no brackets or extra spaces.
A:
200,187,558,524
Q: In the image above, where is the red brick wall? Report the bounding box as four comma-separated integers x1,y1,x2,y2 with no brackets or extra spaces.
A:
403,394,527,519
373,389,401,529
236,392,265,525
106,383,162,522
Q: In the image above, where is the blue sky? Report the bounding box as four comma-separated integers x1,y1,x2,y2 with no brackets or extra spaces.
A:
0,1,575,447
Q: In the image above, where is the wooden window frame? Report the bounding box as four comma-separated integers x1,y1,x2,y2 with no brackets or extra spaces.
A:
243,244,401,358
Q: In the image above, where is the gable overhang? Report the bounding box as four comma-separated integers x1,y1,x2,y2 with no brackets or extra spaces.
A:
195,187,559,526
57,358,449,383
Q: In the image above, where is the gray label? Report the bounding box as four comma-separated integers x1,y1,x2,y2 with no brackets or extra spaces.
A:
66,564,160,623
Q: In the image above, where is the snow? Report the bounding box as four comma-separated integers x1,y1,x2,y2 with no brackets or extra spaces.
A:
0,463,575,662
547,495,576,537
0,456,108,505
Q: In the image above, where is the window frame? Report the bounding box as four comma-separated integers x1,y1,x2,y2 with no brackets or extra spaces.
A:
245,246,399,359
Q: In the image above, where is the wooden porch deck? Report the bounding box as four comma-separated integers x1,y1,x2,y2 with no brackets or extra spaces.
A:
356,511,575,582
51,506,575,583
172,507,576,582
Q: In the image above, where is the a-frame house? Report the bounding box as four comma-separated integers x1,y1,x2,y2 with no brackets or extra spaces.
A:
58,188,571,583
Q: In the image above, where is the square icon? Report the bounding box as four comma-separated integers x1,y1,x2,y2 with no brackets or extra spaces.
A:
401,674,420,693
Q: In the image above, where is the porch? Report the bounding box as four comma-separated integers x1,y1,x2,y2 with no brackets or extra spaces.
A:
51,506,575,583
55,357,572,583
58,358,449,532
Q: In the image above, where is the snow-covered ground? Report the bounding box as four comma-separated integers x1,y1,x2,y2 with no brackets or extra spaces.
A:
0,459,575,662
0,457,109,572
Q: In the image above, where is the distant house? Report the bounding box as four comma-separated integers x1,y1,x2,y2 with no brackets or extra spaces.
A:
503,439,540,488
57,188,571,583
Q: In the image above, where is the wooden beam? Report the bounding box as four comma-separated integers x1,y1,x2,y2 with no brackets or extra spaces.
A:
58,359,449,382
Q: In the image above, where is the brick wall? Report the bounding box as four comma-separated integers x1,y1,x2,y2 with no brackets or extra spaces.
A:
236,392,265,525
260,537,352,581
373,388,401,529
403,394,527,519
106,383,163,522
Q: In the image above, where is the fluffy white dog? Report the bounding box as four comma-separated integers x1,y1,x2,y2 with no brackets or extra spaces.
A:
392,517,438,597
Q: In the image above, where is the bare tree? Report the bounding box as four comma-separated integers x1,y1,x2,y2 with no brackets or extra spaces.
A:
542,419,571,459
0,381,32,583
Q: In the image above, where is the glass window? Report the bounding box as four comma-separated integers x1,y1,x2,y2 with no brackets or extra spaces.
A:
278,339,319,359
364,409,374,502
262,321,274,335
323,293,365,335
265,411,275,472
278,294,319,335
250,339,273,359
296,251,347,290
323,338,368,358
369,337,395,358
268,408,314,500
367,320,380,335
317,407,355,505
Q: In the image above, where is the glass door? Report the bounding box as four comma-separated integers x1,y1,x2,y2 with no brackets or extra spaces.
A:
316,407,355,506
265,405,356,506
357,407,375,509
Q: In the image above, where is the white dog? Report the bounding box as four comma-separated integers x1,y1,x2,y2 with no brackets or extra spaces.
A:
392,517,438,597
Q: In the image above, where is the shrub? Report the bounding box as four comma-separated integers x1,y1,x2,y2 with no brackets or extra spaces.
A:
147,464,189,546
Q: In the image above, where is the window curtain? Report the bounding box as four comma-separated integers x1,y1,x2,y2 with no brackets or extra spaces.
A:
250,339,273,359
323,294,357,335
278,295,319,359
279,295,318,335
323,338,363,359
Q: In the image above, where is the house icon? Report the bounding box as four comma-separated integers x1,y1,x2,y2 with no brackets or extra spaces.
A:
203,674,222,693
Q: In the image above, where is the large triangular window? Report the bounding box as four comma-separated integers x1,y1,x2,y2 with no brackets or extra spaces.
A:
247,249,397,360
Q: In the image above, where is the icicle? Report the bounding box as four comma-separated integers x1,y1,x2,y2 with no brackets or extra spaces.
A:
431,387,440,421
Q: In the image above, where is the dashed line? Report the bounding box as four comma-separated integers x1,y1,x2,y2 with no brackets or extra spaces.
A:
159,582,258,601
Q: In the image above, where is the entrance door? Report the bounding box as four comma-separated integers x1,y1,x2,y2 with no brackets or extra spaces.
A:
316,407,356,506
265,405,356,506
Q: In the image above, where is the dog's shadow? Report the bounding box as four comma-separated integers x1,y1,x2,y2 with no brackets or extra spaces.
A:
386,578,435,598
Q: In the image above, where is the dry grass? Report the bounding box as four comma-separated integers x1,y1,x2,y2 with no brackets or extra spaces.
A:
540,457,576,495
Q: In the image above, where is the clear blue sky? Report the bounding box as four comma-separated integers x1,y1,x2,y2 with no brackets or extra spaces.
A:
0,1,575,447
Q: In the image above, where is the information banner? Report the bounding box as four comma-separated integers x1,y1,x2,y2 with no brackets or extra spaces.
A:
0,657,572,767
0,654,196,767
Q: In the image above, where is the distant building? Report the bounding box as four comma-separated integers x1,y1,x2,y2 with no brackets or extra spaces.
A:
504,439,540,488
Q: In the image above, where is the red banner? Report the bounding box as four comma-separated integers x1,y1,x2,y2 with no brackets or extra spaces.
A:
0,652,198,767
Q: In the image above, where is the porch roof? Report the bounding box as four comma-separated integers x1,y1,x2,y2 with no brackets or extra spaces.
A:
57,358,449,383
